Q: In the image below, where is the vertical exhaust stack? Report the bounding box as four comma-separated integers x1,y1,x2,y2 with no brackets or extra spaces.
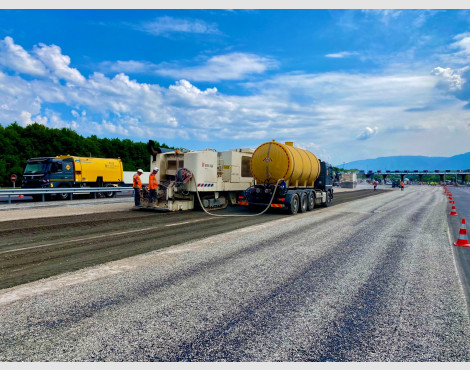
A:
147,140,175,161
147,140,161,162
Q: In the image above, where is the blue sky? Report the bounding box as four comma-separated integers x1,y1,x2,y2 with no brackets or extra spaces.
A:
1,8,470,164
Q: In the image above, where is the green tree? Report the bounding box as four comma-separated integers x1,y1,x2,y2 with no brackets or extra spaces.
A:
0,122,176,187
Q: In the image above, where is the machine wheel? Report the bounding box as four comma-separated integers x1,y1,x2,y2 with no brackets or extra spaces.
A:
307,192,315,211
289,194,299,215
299,192,308,213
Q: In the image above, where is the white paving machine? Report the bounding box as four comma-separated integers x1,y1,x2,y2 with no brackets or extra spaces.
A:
134,140,254,211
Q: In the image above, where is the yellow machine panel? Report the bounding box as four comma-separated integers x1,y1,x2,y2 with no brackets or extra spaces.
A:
57,156,123,183
250,140,321,187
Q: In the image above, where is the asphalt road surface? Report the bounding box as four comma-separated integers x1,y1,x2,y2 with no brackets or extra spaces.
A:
1,186,469,361
447,186,470,311
0,189,387,290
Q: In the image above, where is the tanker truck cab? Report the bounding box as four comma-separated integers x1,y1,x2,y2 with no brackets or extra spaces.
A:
314,161,334,203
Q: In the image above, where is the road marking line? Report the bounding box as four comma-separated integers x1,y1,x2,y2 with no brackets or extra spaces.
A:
0,218,209,255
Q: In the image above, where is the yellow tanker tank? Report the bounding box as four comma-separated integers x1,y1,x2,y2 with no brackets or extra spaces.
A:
251,140,321,187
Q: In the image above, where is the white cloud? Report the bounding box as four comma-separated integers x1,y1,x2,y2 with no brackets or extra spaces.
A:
0,37,47,76
99,60,156,74
139,16,220,36
450,33,470,56
362,9,402,25
432,66,467,91
357,126,379,141
34,43,85,84
156,52,276,82
1,37,470,164
325,51,359,58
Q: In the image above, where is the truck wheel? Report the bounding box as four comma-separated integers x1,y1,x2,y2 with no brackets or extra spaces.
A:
104,184,116,198
289,194,299,215
322,192,332,207
307,192,315,211
299,193,308,213
57,186,70,200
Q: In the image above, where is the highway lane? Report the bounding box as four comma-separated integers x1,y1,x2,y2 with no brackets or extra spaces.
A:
447,186,470,311
0,186,469,361
0,189,387,290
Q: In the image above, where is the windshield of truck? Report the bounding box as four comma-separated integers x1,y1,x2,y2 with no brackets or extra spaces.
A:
24,162,49,174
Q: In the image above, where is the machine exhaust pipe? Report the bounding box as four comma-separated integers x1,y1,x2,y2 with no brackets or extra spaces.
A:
147,140,174,161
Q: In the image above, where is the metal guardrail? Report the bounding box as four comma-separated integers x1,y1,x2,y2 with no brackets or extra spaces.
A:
0,187,134,204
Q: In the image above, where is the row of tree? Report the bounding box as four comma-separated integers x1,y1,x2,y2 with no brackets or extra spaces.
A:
0,122,175,187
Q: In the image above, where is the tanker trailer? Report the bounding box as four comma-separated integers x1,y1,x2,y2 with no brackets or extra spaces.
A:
239,140,334,215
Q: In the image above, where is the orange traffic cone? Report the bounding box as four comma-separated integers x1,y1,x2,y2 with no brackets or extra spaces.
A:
449,200,455,204
454,219,470,247
450,205,458,216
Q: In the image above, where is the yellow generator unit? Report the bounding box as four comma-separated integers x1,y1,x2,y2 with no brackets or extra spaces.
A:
251,140,321,187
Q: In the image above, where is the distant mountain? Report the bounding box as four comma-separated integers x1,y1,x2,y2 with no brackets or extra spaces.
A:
339,152,470,172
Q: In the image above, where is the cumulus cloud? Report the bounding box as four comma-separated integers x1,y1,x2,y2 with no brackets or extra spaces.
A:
139,16,220,36
0,36,47,76
34,43,85,84
1,36,470,163
433,34,470,104
357,126,379,140
432,66,467,91
156,52,276,82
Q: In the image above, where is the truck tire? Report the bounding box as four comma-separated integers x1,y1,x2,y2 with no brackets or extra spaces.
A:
289,194,299,215
322,192,332,207
57,185,70,201
299,192,308,213
307,192,315,211
104,184,116,198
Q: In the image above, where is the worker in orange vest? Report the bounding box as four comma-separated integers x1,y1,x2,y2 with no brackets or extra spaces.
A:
133,169,143,206
401,181,405,191
149,167,159,205
373,180,377,191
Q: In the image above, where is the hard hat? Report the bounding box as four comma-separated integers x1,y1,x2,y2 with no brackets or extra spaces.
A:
137,169,143,173
153,167,159,172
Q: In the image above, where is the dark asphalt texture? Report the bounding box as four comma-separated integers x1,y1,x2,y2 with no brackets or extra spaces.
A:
0,189,388,290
